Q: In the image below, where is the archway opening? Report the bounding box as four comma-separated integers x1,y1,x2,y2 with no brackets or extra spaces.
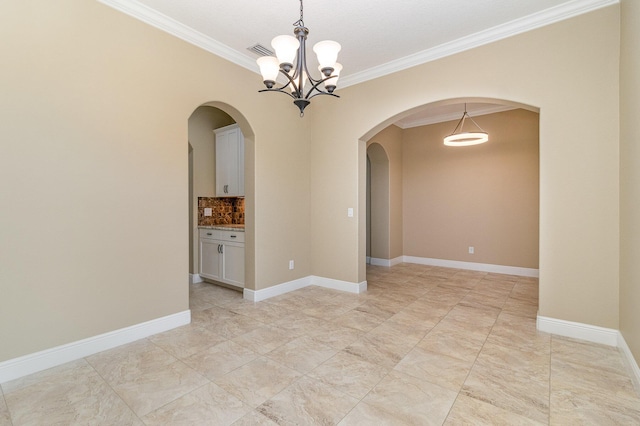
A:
361,97,540,282
188,102,256,292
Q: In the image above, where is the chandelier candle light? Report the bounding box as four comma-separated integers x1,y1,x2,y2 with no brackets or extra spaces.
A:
256,0,342,117
444,104,489,146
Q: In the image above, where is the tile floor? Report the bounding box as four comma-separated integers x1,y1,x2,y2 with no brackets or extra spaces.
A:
2,264,640,425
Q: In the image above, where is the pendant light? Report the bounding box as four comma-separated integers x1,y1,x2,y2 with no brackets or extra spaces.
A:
444,104,489,146
256,0,342,117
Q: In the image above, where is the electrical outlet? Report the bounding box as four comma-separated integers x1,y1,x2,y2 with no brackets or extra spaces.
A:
289,260,294,270
347,208,354,217
468,246,474,254
204,208,212,217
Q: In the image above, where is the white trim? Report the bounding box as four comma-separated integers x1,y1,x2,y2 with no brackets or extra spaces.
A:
189,273,203,284
96,0,257,73
370,257,404,267
370,257,391,267
395,105,515,129
366,256,371,264
243,276,312,302
311,276,367,294
243,275,366,302
403,256,539,277
0,310,190,384
340,0,618,87
536,315,618,346
618,333,640,394
97,0,617,89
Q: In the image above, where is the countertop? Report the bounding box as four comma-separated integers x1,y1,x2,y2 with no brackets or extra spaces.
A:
198,224,245,232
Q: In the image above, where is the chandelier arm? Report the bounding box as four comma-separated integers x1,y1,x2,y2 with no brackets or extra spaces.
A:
258,87,297,100
307,91,340,100
448,114,466,136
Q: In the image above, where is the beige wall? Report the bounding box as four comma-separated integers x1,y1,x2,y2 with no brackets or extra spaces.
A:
367,125,404,261
402,109,539,268
187,106,234,274
0,0,310,362
620,0,640,366
312,5,620,328
0,0,630,366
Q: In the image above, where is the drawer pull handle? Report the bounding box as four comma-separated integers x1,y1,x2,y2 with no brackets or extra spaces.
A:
230,235,236,238
206,233,212,236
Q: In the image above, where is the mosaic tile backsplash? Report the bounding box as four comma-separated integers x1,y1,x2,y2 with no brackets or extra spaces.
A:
198,197,245,226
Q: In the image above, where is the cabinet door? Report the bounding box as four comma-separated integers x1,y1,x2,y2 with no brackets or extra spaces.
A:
221,241,245,288
199,239,222,281
215,126,244,197
215,130,232,196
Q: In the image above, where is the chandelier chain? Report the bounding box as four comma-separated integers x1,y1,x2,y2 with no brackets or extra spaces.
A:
293,0,304,27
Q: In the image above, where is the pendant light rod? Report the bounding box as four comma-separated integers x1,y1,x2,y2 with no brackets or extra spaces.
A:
256,0,342,117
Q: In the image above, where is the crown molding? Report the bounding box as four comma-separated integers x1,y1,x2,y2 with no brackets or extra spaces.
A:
339,0,618,88
395,105,515,129
96,0,257,73
97,0,618,88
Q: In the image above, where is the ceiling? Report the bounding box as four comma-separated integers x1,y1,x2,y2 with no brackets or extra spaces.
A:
99,0,613,125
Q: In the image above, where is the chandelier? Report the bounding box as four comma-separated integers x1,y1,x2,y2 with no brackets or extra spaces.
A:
256,0,342,117
444,104,489,146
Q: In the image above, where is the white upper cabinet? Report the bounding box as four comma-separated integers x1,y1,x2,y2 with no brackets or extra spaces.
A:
214,124,245,197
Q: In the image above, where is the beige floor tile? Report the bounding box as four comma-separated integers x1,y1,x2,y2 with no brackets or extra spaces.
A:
232,410,280,425
475,340,550,381
550,387,640,425
0,393,9,426
331,309,386,332
417,327,486,363
142,382,250,426
258,376,359,425
266,335,337,373
343,323,421,369
232,325,296,355
307,322,365,350
148,323,227,359
213,357,302,408
5,265,640,426
445,394,545,425
461,362,550,424
183,340,258,380
394,346,474,391
3,359,141,425
551,335,629,376
308,351,390,400
270,313,328,337
488,312,551,350
213,312,265,339
86,340,177,384
339,371,458,426
107,360,208,417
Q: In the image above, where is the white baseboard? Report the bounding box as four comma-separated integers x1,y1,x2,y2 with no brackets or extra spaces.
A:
243,275,367,302
0,310,191,384
243,276,311,302
536,315,618,346
618,333,640,394
189,273,203,284
370,257,403,267
311,276,367,294
403,256,539,277
366,256,371,264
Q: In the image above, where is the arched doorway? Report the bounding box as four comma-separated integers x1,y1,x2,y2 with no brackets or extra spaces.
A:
188,102,256,292
361,98,540,279
367,143,391,265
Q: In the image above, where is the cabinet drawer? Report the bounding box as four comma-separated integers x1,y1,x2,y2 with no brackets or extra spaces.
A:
219,230,244,243
199,228,245,243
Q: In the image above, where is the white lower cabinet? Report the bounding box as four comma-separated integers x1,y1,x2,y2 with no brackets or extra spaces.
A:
199,229,245,288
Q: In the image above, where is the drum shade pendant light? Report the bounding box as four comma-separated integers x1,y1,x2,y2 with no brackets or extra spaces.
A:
444,104,489,146
256,0,342,117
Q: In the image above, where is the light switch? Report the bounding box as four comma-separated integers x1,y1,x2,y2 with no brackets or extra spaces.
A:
204,208,212,216
347,208,354,217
